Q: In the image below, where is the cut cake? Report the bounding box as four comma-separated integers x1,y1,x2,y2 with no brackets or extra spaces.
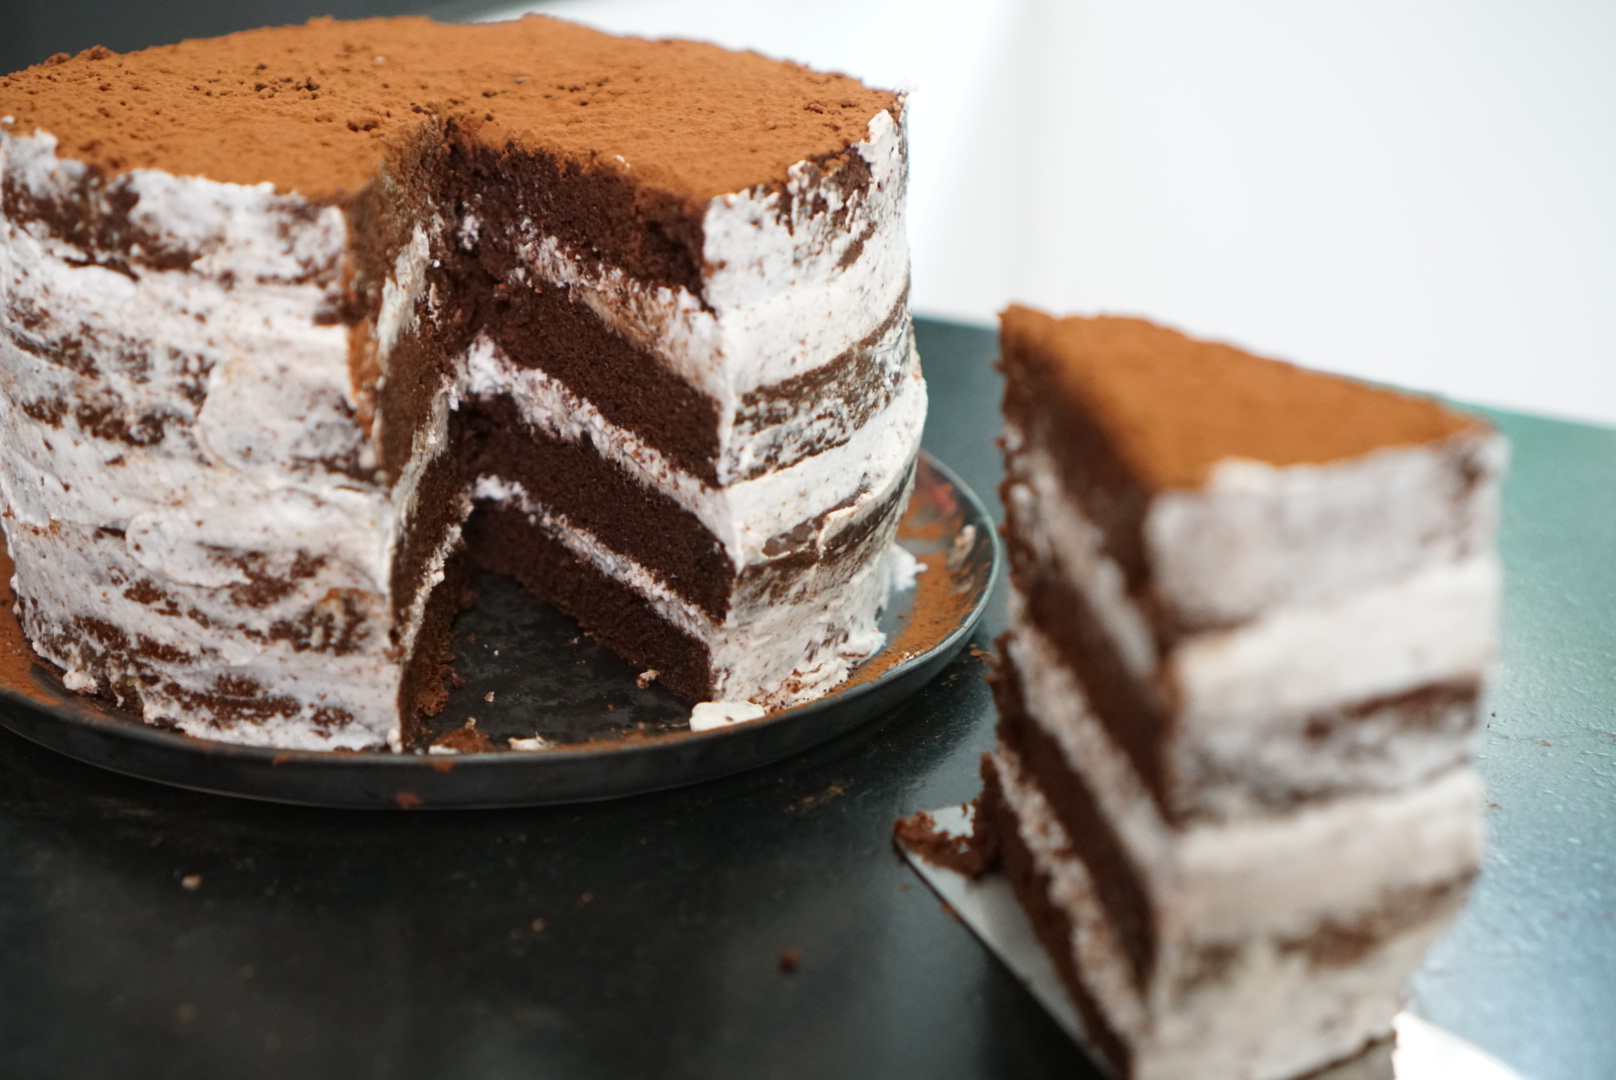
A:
0,17,924,750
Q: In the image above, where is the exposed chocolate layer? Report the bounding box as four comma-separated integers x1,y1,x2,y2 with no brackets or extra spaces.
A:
466,503,714,703
349,128,462,480
388,440,469,633
458,394,733,619
395,549,469,749
475,272,722,483
992,640,1159,987
978,752,1132,1075
1001,349,1153,595
1004,522,1173,803
446,131,710,308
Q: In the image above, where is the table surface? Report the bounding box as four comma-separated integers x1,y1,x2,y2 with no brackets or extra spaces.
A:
0,318,1610,1080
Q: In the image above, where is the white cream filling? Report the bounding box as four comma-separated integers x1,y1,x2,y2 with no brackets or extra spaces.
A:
464,333,926,568
994,746,1459,1080
1171,556,1497,736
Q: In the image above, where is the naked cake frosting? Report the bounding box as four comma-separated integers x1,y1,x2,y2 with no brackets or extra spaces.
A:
0,16,924,751
969,308,1503,1079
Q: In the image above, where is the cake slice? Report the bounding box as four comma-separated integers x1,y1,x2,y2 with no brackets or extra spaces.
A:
999,307,1502,822
979,307,1503,1079
0,18,922,750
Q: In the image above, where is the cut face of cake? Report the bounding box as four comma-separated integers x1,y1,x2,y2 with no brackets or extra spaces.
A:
0,17,923,750
984,306,1503,1080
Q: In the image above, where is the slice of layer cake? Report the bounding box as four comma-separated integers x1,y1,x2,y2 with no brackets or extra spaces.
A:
981,306,1503,1079
0,17,923,750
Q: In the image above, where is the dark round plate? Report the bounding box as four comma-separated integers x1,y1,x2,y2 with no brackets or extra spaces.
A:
0,453,999,808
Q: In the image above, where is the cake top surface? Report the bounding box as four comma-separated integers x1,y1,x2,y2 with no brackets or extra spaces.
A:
1001,305,1484,490
0,15,897,203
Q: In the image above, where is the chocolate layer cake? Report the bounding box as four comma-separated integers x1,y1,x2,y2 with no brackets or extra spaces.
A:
980,307,1502,1079
0,17,924,750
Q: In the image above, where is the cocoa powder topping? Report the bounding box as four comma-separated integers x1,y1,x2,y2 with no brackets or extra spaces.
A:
1000,306,1484,490
0,16,897,204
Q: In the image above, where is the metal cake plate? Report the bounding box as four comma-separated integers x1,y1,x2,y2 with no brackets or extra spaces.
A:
0,452,999,809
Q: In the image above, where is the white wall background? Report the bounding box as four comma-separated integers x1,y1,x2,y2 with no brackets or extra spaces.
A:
482,0,1616,425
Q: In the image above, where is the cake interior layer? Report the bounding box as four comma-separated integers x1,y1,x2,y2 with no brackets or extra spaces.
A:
466,244,914,488
1005,497,1489,818
458,395,733,621
993,633,1482,990
983,747,1440,1080
466,456,913,707
468,504,715,703
977,749,1132,1074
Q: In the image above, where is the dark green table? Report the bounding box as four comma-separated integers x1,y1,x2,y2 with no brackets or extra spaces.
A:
0,318,1609,1080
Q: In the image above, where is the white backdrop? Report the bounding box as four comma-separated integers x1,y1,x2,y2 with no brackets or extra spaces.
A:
482,0,1616,425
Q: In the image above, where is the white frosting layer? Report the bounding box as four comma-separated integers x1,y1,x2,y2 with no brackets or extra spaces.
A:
0,130,459,750
464,333,925,569
1148,432,1507,629
472,473,910,708
994,745,1469,1080
1170,556,1496,733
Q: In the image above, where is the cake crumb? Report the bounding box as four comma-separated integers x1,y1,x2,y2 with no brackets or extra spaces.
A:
531,917,546,933
181,874,202,891
432,718,492,754
892,801,996,877
484,690,495,702
689,700,766,732
778,946,801,973
636,668,659,688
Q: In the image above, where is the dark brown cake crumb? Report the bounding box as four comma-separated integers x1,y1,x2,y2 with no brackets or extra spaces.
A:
777,946,801,973
892,793,998,878
431,718,493,753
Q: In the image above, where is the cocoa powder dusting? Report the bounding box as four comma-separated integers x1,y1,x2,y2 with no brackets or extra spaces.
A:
838,551,966,693
0,16,897,205
1000,306,1485,490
